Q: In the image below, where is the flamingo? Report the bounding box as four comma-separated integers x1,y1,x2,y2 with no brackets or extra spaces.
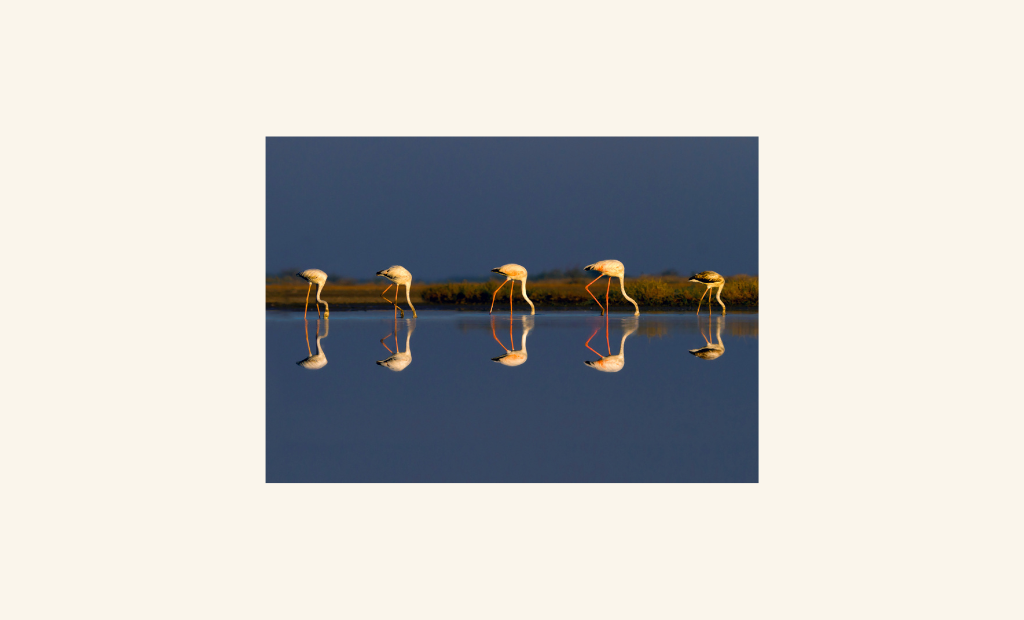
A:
296,269,329,319
376,318,414,372
583,260,639,316
689,271,726,314
584,316,639,372
489,264,535,315
296,318,329,370
689,315,725,360
491,316,534,367
376,265,417,318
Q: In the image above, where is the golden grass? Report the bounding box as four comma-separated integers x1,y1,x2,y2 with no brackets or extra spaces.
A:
265,282,426,309
420,275,758,308
266,275,757,310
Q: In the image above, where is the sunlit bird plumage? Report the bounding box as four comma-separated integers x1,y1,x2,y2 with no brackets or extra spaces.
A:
489,263,535,315
296,269,329,319
689,271,726,314
376,265,417,318
583,260,639,316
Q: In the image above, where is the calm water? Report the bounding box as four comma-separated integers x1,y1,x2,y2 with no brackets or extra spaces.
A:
267,309,758,482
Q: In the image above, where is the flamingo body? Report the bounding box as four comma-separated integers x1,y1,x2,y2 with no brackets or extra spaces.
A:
490,263,535,315
584,260,626,278
296,268,329,318
689,271,726,314
583,260,639,316
376,265,417,318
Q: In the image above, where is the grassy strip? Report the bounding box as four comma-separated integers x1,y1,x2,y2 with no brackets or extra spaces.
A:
420,275,758,308
267,276,757,309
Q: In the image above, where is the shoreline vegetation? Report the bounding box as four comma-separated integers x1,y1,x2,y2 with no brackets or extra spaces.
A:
266,274,758,311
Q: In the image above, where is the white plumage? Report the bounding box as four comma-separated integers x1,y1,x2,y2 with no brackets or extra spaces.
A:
689,271,726,314
376,265,417,318
583,260,639,316
296,269,329,318
489,263,535,315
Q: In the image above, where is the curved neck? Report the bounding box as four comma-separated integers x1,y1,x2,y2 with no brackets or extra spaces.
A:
403,326,412,354
405,282,417,317
520,278,535,314
619,276,639,315
520,326,530,352
316,282,329,314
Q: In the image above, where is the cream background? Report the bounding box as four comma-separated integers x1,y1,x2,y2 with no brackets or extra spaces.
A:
2,2,1021,618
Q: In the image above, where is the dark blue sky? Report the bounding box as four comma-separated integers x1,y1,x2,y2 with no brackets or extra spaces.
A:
267,138,757,281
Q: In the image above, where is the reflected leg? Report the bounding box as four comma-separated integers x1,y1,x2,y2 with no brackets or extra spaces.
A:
605,312,611,356
585,324,605,358
380,324,394,352
304,318,312,356
491,316,510,351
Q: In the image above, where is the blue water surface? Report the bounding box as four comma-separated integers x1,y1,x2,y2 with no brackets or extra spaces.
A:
266,309,758,482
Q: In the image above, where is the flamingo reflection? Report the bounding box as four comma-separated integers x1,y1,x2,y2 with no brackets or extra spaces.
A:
689,315,725,360
491,315,534,367
297,318,329,370
376,318,415,372
584,316,639,372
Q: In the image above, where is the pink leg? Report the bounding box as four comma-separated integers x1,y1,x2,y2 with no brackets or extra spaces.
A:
303,283,311,318
585,275,606,315
510,280,514,315
380,283,403,317
490,280,509,314
696,287,708,314
605,278,610,314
